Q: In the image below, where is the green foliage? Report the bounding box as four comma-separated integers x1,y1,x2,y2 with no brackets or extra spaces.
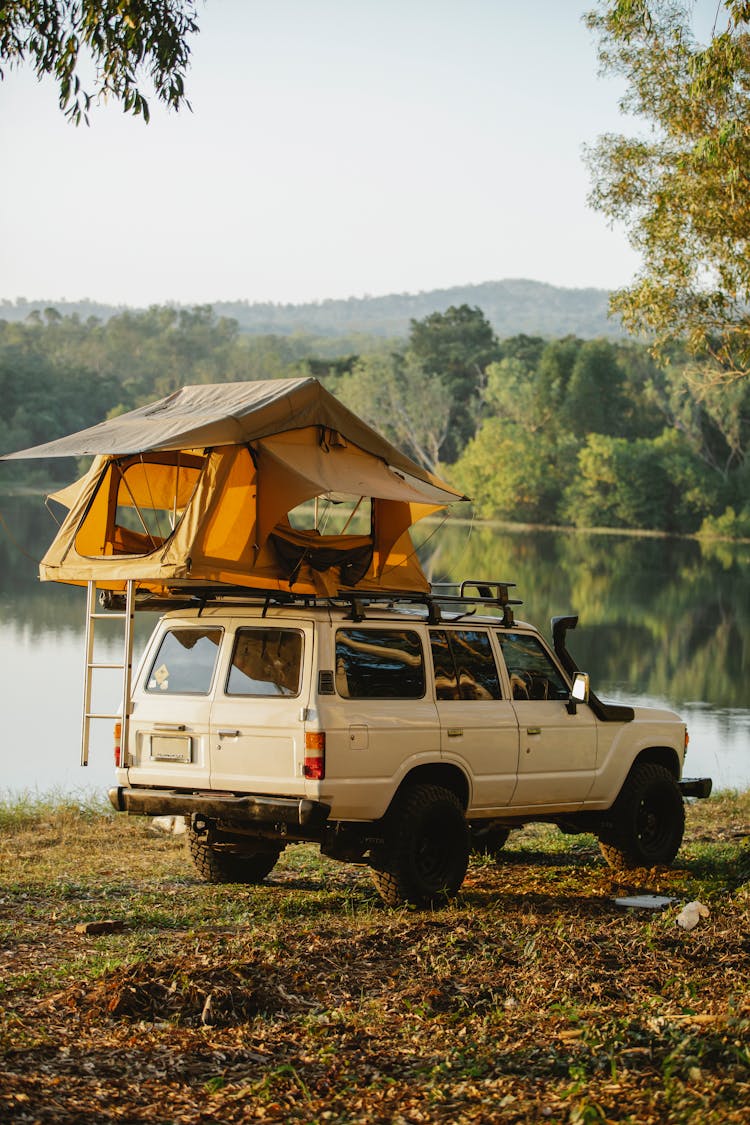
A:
455,330,744,533
451,418,578,523
1,305,746,538
0,0,199,124
699,505,750,541
337,350,452,474
563,430,719,532
586,1,750,381
560,339,629,438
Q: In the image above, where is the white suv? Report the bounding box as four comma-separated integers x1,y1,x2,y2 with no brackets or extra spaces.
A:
109,582,711,906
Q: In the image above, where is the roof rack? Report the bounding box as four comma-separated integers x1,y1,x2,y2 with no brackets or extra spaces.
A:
99,578,522,625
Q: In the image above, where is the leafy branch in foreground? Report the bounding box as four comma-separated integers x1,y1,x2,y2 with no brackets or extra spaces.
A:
0,0,199,123
586,1,750,383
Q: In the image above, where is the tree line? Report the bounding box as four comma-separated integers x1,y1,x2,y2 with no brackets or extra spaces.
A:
0,302,747,540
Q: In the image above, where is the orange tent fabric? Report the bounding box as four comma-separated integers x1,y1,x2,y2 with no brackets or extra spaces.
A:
9,380,465,597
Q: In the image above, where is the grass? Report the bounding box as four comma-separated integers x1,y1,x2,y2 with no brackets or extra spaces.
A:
0,791,748,1123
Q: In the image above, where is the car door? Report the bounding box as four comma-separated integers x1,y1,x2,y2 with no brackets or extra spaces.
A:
209,620,312,793
127,622,221,789
494,629,598,809
323,624,440,820
430,627,519,811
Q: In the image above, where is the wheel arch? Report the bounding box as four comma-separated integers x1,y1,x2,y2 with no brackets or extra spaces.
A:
632,746,681,779
391,763,470,811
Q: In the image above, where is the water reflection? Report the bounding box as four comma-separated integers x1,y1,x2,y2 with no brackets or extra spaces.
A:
0,497,748,793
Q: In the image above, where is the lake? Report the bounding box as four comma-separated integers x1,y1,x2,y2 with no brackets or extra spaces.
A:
1,494,748,795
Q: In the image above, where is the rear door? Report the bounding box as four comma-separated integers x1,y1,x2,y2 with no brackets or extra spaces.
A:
209,620,313,793
430,627,519,811
127,623,222,789
494,629,597,808
323,624,439,820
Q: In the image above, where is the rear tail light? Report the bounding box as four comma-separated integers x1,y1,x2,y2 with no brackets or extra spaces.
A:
304,731,325,780
114,721,122,767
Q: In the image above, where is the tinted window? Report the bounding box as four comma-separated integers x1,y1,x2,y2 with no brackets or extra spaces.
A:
226,629,303,697
335,629,425,699
497,632,569,700
430,629,502,700
146,628,222,694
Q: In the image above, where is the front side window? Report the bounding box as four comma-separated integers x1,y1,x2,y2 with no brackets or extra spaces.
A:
497,632,569,701
335,629,425,699
226,629,303,697
430,629,502,700
146,628,222,694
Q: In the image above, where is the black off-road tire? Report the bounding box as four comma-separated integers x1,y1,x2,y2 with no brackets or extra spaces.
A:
187,828,281,884
470,824,511,858
370,783,470,908
598,762,685,869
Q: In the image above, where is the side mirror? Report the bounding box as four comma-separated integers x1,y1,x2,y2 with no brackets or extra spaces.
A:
571,672,590,703
566,672,590,714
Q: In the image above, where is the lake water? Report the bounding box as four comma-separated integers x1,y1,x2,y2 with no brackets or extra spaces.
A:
1,495,748,796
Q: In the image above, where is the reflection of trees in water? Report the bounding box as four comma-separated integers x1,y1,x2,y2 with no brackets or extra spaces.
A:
420,521,750,709
0,495,85,635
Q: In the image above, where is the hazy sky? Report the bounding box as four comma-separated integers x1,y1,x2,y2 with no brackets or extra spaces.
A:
1,1,643,307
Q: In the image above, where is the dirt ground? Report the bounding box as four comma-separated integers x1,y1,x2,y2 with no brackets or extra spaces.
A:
1,792,749,1124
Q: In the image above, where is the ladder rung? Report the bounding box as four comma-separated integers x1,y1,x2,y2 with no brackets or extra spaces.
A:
82,580,136,768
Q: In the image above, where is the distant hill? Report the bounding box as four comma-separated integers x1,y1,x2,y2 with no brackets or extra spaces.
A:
1,279,623,340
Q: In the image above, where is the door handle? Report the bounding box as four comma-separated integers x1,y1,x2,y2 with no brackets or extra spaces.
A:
447,728,463,737
155,723,186,731
217,729,240,738
526,727,542,735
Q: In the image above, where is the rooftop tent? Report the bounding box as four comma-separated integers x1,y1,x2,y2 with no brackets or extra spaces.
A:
3,378,465,596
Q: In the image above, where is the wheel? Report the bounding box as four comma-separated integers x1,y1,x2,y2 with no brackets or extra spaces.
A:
470,823,511,858
370,783,470,907
187,827,282,884
598,762,685,869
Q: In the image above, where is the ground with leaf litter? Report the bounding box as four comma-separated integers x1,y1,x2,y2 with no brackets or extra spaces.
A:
1,793,749,1124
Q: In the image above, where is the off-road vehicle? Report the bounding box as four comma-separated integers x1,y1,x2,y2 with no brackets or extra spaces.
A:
109,581,711,906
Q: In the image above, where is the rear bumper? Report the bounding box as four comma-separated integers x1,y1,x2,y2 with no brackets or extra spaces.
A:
109,786,331,827
679,777,713,799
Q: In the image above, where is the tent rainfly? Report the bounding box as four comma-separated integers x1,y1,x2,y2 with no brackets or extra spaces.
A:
1,378,466,596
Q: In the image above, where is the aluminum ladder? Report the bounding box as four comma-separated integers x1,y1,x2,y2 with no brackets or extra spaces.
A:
81,580,136,766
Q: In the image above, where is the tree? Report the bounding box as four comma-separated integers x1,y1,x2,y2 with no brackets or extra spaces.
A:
338,351,452,474
0,1,199,123
560,339,629,437
451,418,578,524
586,1,750,381
408,305,501,462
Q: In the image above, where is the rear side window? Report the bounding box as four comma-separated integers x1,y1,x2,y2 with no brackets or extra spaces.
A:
430,629,502,700
335,629,425,699
226,628,303,697
497,631,569,700
146,628,222,694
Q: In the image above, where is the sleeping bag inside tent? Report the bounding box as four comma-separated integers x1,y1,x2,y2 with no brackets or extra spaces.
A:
1,378,464,596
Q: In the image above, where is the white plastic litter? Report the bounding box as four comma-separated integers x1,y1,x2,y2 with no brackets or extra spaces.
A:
676,900,710,930
614,895,675,910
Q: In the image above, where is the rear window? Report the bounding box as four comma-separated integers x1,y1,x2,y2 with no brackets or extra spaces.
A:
226,628,303,697
430,629,502,700
146,628,222,694
335,628,425,699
